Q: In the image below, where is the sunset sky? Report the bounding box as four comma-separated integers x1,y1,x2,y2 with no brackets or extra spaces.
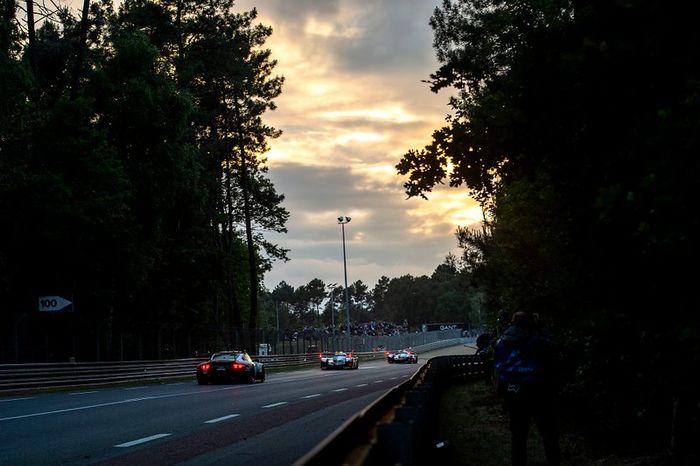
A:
64,0,483,290
231,0,483,291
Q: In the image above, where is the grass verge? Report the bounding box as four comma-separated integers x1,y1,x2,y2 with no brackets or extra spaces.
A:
438,380,671,466
439,380,527,465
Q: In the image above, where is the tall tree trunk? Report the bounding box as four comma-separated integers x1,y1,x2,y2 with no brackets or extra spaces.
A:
211,112,241,335
223,157,242,329
238,144,258,330
174,0,184,87
70,0,90,99
25,0,36,76
176,0,184,62
231,95,259,332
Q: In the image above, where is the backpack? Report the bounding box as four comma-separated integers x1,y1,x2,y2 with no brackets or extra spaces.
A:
493,332,540,397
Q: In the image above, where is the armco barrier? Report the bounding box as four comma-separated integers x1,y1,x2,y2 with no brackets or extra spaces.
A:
294,354,486,466
0,337,472,393
0,351,389,392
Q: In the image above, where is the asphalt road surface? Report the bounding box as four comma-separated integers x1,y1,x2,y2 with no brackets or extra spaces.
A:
0,345,474,465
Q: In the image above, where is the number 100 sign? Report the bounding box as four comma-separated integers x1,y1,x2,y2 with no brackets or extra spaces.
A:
38,296,73,312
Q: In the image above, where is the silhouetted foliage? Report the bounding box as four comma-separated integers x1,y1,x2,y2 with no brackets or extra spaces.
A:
0,0,286,362
398,0,700,459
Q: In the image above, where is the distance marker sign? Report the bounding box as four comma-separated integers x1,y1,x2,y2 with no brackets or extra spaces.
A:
38,296,73,312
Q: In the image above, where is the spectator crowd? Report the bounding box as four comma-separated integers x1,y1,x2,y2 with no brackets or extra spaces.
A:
281,320,407,341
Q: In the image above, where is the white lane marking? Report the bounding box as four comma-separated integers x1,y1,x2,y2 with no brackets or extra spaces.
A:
124,386,149,390
0,397,33,403
332,388,348,392
262,402,288,408
0,397,153,422
115,433,171,448
355,383,368,387
205,414,240,424
389,377,398,380
373,380,384,383
69,391,98,396
0,384,247,422
0,384,244,423
301,394,321,399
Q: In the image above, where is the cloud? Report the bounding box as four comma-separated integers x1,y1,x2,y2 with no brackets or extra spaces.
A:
262,162,479,290
242,0,438,73
227,1,480,290
58,0,475,292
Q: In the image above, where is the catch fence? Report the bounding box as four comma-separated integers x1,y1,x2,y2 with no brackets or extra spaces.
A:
2,317,464,364
0,336,470,393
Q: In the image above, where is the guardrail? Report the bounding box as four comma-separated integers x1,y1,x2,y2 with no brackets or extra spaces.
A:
294,354,486,466
0,338,472,393
1,343,483,465
0,351,391,392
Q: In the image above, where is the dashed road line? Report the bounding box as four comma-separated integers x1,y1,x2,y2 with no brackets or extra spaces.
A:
373,380,384,383
332,388,348,392
205,414,240,424
115,433,171,448
0,397,33,403
0,397,154,422
355,383,368,387
301,394,321,399
124,386,149,391
69,391,98,396
262,402,288,408
1,386,245,422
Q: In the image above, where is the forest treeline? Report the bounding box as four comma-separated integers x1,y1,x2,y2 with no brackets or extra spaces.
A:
264,254,483,333
397,0,699,461
0,1,291,359
0,1,478,363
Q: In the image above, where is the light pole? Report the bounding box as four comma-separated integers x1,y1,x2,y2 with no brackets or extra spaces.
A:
337,216,351,343
329,286,335,330
327,284,336,351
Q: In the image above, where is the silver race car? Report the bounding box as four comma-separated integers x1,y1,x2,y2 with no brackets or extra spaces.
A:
320,351,359,370
386,349,418,364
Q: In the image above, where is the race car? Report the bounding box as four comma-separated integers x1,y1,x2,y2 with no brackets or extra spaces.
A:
196,351,266,384
386,349,418,364
320,351,359,370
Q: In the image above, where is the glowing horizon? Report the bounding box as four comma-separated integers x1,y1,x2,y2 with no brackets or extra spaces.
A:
61,0,481,289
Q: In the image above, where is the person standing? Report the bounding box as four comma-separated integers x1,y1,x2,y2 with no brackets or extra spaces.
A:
494,311,561,466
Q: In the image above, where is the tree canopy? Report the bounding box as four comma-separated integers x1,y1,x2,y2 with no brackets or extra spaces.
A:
0,0,287,361
397,0,700,457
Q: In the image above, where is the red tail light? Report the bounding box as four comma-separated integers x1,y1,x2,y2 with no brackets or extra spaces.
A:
231,363,246,371
200,363,210,371
347,353,353,358
319,353,323,359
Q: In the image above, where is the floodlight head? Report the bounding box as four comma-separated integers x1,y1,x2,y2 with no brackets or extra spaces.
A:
345,217,351,222
337,216,344,223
